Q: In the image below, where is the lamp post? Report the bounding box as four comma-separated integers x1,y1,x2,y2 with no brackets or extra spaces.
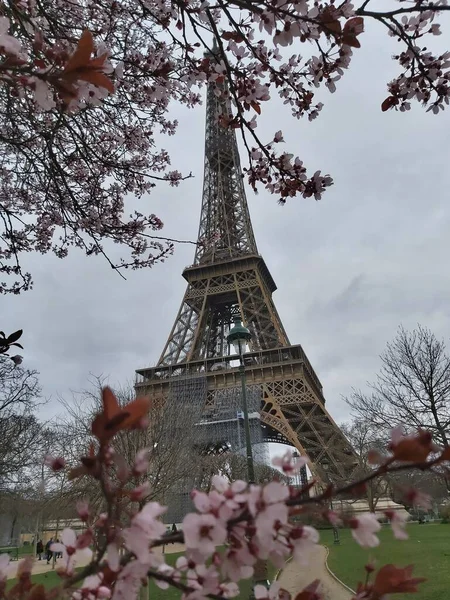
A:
227,317,255,483
227,316,268,595
323,461,340,546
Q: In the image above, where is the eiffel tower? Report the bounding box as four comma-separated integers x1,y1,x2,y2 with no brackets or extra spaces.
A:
135,50,357,506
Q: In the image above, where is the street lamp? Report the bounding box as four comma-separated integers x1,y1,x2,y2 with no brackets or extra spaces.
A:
322,460,340,546
227,316,255,483
227,316,269,595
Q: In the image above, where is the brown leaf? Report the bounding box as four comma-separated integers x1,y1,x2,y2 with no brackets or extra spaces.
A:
75,69,115,93
343,17,364,36
251,101,261,115
373,564,425,595
381,96,397,112
64,30,95,73
222,31,245,43
293,580,321,600
319,7,342,36
28,584,47,600
439,446,450,461
342,35,361,48
390,430,434,463
92,388,150,442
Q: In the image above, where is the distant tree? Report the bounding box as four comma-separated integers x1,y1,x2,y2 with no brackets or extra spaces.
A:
341,417,389,511
347,325,450,448
56,380,199,510
346,325,450,491
0,357,44,487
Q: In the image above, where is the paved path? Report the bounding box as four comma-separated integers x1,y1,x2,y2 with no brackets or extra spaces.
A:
6,543,186,580
277,546,353,600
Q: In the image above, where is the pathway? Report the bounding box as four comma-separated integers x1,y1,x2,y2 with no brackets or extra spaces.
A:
277,546,353,600
5,543,186,580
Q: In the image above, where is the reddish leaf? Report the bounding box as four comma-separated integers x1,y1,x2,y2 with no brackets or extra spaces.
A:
373,565,425,596
342,34,361,48
103,386,121,421
92,388,150,442
120,396,151,430
440,446,450,461
343,17,364,37
293,580,321,600
251,101,261,115
221,31,245,43
28,584,46,600
390,430,434,463
381,96,397,112
64,30,95,73
75,69,115,93
319,8,342,36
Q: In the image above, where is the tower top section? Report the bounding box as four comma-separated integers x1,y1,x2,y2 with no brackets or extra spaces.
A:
193,57,258,265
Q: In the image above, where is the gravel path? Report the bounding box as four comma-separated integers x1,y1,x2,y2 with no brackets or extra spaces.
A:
277,546,353,600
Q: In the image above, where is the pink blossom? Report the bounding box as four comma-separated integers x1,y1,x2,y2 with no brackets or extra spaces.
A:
272,450,308,475
183,513,227,558
248,482,289,544
33,79,56,111
290,525,319,564
0,17,23,56
107,543,121,572
221,542,255,582
130,483,151,502
220,582,240,598
404,488,432,510
123,502,166,562
76,499,90,521
385,510,408,540
133,448,150,474
191,490,211,513
44,454,65,471
254,581,281,600
50,528,92,574
111,560,149,600
350,513,381,548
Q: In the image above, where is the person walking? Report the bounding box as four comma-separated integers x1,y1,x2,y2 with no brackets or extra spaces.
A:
36,540,43,560
45,538,53,564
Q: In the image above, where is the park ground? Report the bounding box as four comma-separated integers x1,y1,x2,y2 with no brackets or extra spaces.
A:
6,524,450,600
323,523,450,600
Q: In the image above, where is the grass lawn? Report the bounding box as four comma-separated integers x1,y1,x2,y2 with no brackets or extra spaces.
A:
7,569,68,591
322,523,450,600
8,550,277,599
148,550,277,600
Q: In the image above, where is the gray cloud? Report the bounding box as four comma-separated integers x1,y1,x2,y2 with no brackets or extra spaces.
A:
2,19,450,434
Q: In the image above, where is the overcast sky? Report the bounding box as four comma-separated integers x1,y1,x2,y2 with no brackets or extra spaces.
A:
3,19,450,430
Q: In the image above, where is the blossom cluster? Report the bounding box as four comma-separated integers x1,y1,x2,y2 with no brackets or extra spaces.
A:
0,1,449,292
2,388,447,600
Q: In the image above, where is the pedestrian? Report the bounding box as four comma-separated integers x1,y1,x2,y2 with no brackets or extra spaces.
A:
45,538,53,564
55,538,62,559
36,539,43,560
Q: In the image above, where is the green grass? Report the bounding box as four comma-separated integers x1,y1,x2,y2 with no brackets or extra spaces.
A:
7,569,70,590
322,523,450,600
148,550,277,600
8,549,277,599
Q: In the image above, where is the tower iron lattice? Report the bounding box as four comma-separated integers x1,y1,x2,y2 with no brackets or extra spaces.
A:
135,54,358,518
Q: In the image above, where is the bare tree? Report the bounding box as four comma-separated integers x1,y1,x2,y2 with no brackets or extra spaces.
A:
341,418,390,511
0,357,45,488
56,379,199,509
347,325,450,446
346,325,450,492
